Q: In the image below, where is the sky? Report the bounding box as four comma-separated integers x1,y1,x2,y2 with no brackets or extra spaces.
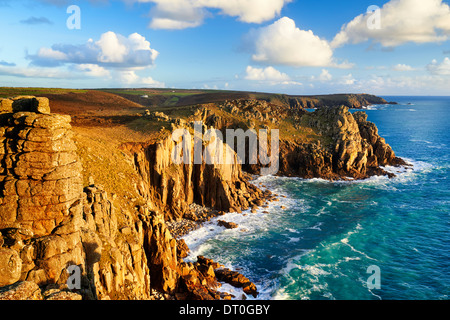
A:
0,0,450,95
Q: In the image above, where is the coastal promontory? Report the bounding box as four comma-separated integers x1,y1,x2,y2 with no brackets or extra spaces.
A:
0,89,406,300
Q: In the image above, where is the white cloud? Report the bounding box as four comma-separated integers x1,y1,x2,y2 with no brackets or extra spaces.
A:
248,17,335,67
150,18,202,30
0,65,73,79
205,0,291,23
392,64,416,71
75,64,111,77
318,69,332,81
137,0,292,29
340,74,356,85
29,31,159,69
332,0,450,48
117,70,165,87
280,80,302,86
427,57,450,75
36,47,68,61
24,31,163,85
244,65,290,81
146,0,206,29
244,65,302,86
96,31,129,63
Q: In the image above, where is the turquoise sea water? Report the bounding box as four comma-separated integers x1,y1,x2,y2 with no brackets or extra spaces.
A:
182,97,450,300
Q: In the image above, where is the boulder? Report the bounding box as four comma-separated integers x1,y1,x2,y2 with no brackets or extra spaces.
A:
0,98,13,113
0,281,43,300
11,97,50,114
0,248,22,287
217,220,238,229
215,268,258,298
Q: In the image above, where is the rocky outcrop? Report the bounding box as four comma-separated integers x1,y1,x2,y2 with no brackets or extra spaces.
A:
278,106,406,179
0,98,151,300
0,99,87,293
217,220,238,229
81,185,152,300
0,96,261,300
0,248,22,286
0,95,405,300
0,281,43,300
120,130,265,222
208,100,405,180
215,268,258,298
287,93,394,110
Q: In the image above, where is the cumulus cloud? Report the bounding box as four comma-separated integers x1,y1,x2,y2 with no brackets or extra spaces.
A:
246,17,338,68
75,64,111,77
427,57,450,75
392,64,416,71
332,0,450,48
28,31,159,68
137,0,291,29
147,0,206,29
206,0,291,23
350,74,450,94
116,69,164,87
244,65,290,81
24,31,163,86
340,74,356,85
318,69,332,81
244,65,302,86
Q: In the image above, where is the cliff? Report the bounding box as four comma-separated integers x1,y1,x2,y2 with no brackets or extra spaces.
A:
277,106,406,179
91,88,393,110
287,93,395,110
119,130,264,222
196,100,406,180
0,96,262,300
0,93,407,300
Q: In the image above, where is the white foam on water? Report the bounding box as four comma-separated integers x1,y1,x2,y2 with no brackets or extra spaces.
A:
181,174,297,298
180,157,438,300
306,222,323,231
216,283,247,300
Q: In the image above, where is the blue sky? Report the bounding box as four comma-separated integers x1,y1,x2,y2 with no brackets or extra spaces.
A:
0,0,450,95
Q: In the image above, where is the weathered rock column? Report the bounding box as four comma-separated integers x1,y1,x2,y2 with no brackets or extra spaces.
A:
0,97,86,290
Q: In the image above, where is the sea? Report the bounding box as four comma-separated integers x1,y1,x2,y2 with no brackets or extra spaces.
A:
182,96,450,300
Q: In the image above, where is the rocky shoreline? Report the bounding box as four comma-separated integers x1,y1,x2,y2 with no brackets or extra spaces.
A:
165,183,279,300
0,95,408,300
167,184,277,239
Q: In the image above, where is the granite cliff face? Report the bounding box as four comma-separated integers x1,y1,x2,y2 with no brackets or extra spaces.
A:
204,100,405,180
0,97,261,300
277,106,406,179
287,93,395,110
0,96,406,300
120,133,264,222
